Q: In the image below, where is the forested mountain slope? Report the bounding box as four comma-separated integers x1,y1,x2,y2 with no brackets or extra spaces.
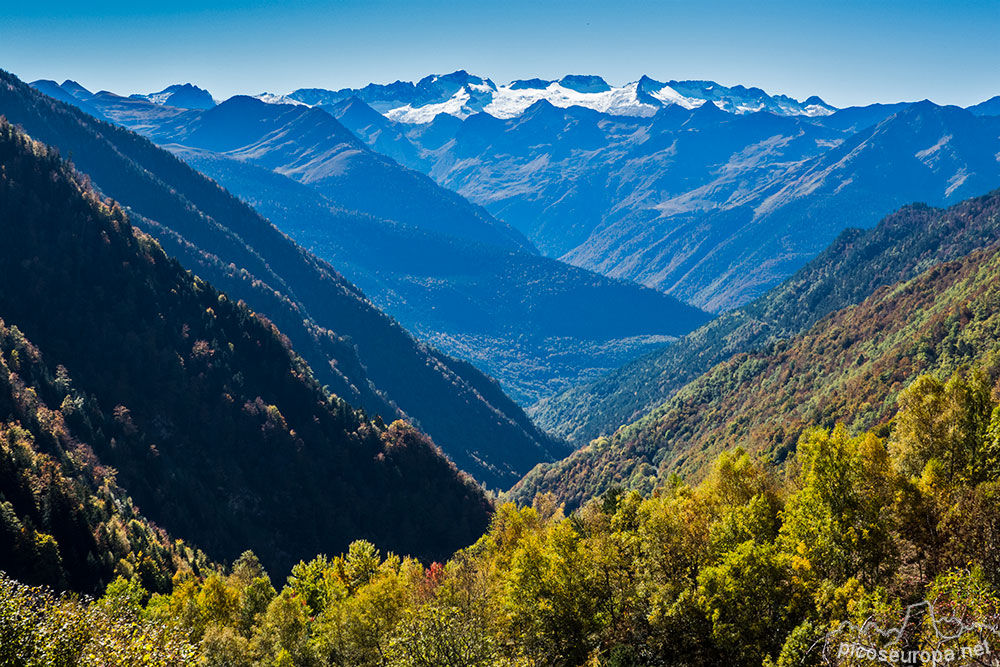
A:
515,193,1000,508
0,119,492,574
170,145,709,403
0,68,564,489
533,190,1000,446
0,316,208,594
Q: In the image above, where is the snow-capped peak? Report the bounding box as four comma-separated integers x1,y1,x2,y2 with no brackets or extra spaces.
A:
257,71,838,124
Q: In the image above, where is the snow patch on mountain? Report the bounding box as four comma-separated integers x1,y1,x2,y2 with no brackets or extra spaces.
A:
803,103,834,117
254,92,310,106
387,88,476,123
484,81,659,119
915,134,953,163
946,168,969,196
648,84,705,110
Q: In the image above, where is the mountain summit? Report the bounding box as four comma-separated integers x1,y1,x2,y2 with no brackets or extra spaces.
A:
255,71,837,123
130,83,216,109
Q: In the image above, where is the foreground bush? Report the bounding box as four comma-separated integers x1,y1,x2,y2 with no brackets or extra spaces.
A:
0,573,198,666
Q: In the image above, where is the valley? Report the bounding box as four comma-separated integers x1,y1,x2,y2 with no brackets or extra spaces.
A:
2,29,1000,665
36,79,710,406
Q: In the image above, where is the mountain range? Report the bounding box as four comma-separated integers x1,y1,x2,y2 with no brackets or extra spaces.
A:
3,69,565,490
24,72,1000,431
30,71,1000,434
321,85,1000,313
259,70,837,121
8,59,1000,667
46,73,1000,321
34,77,710,405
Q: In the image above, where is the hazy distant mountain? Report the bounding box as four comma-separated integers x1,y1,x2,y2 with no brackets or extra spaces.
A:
129,83,216,109
257,70,836,122
85,90,533,251
46,82,710,404
809,101,911,132
331,93,1000,313
327,95,426,167
968,95,1000,117
29,79,107,120
566,101,1000,311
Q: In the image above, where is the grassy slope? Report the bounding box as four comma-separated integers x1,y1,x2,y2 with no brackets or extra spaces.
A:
515,223,1000,508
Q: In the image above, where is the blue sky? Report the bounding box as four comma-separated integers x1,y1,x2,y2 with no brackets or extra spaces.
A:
2,0,998,108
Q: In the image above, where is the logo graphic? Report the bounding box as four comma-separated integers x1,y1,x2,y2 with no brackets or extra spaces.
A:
813,600,1000,665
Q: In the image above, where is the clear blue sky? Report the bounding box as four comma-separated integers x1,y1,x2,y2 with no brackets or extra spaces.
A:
2,0,998,108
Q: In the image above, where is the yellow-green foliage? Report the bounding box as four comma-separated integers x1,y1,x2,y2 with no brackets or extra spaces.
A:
0,573,198,666
4,369,1000,666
